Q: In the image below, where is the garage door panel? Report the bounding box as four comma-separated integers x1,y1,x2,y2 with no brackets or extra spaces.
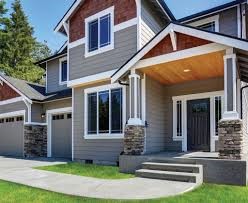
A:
51,114,72,159
0,118,24,157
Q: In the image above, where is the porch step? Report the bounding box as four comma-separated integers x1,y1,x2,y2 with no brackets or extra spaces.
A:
142,162,202,173
136,162,203,184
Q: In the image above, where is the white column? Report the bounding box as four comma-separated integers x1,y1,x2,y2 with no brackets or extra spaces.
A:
223,50,239,120
128,73,143,125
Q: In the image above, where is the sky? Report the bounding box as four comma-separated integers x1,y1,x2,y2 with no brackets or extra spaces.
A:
5,0,233,52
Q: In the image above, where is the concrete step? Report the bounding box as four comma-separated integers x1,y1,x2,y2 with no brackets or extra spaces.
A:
142,162,202,173
136,169,203,184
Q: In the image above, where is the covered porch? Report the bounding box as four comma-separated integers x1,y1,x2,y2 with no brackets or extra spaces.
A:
111,23,248,160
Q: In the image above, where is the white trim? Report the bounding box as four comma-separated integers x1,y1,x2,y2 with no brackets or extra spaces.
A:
23,99,31,123
46,107,72,158
68,18,138,49
141,74,147,153
188,15,219,32
58,42,68,54
39,53,67,65
24,122,47,126
85,6,114,58
59,56,68,85
133,43,228,70
0,97,23,106
45,62,48,93
84,83,126,139
63,22,69,36
169,30,177,51
242,4,247,39
0,75,32,104
136,0,142,50
172,91,224,152
111,22,248,83
67,69,116,87
72,88,75,161
0,110,25,119
237,5,242,38
54,0,83,33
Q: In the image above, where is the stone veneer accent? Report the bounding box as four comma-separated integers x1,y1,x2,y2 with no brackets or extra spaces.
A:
124,125,145,155
24,125,47,158
218,119,245,160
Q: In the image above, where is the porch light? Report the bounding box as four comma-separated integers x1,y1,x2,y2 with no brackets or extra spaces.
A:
183,69,191,73
41,113,46,119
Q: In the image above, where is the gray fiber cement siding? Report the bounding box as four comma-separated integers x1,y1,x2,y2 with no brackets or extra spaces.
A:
69,26,137,80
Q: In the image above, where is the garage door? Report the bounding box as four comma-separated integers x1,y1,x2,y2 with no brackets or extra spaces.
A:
0,116,24,157
51,113,72,159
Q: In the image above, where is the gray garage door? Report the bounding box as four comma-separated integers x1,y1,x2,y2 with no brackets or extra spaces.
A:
0,116,24,157
51,113,72,159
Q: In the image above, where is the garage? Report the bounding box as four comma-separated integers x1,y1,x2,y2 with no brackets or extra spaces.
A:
51,112,72,159
0,115,24,157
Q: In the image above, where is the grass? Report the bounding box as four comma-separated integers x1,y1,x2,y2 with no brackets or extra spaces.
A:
35,162,135,179
1,180,248,202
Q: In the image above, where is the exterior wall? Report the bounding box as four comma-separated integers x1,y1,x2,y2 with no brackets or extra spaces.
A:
145,76,224,153
242,82,248,157
46,57,68,93
69,0,137,42
0,101,28,122
0,82,20,101
69,25,137,80
73,81,129,163
140,1,165,47
31,103,43,123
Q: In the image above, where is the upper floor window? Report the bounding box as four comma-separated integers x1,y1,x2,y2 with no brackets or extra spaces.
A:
189,15,219,33
85,7,114,58
59,57,68,85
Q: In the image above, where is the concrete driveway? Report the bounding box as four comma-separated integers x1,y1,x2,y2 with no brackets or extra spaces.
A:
0,156,198,200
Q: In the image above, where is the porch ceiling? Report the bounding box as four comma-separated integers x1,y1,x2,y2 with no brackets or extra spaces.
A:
140,51,225,85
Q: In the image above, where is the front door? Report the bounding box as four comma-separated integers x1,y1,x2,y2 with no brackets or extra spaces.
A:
187,99,210,152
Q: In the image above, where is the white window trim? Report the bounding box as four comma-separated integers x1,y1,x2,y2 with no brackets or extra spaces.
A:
188,15,220,32
59,56,68,85
85,6,114,58
172,91,224,152
84,83,126,139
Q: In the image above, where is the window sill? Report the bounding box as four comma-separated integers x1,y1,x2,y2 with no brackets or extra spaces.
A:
59,81,67,86
85,44,114,58
173,137,183,141
84,134,124,140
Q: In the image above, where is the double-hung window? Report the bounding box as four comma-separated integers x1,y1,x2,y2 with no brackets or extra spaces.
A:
85,84,125,139
85,7,114,57
59,57,68,85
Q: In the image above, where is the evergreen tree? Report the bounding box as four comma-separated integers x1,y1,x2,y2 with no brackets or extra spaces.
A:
2,0,44,83
32,41,52,62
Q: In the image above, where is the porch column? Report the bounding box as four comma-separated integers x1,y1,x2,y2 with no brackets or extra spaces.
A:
124,72,145,155
219,50,245,160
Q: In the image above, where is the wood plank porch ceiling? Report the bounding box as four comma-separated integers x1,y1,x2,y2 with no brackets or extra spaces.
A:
140,51,225,85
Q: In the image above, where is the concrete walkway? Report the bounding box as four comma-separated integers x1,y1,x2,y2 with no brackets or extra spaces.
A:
0,156,197,200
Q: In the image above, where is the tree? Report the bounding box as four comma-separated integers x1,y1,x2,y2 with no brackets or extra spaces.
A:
1,0,44,83
32,41,52,62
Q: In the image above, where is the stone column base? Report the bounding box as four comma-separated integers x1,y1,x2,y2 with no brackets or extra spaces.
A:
24,125,47,158
124,125,145,155
218,119,244,160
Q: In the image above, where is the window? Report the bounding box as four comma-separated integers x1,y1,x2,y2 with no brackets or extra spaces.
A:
0,119,4,123
215,96,222,136
59,57,68,85
16,116,23,122
189,15,219,32
67,113,72,119
52,114,65,121
6,117,14,123
85,84,125,138
85,7,114,57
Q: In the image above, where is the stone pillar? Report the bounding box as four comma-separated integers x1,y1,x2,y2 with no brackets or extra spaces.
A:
124,125,145,155
24,124,47,158
218,119,244,160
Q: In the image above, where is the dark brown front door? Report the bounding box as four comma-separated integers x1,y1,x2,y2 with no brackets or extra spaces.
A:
187,99,210,152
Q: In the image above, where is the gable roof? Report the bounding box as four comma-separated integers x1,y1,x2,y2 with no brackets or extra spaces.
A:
0,74,72,103
111,21,248,83
179,0,246,23
54,0,175,34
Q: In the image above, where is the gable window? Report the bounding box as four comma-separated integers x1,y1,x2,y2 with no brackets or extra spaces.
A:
85,7,114,57
84,84,125,139
59,57,68,85
189,15,219,32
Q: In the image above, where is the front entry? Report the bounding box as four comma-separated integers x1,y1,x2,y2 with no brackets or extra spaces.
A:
187,99,210,152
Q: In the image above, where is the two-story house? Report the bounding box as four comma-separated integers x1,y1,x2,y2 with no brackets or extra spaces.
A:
1,0,248,185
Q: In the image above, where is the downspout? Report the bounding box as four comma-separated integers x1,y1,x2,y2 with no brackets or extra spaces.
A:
240,85,248,119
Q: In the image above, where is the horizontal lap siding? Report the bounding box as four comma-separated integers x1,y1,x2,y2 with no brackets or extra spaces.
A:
31,103,43,123
141,1,165,47
73,82,129,163
0,101,28,122
69,26,137,80
145,77,224,153
47,58,68,93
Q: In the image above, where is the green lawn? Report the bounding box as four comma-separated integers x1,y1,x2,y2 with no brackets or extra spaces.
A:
0,180,248,203
35,163,135,179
